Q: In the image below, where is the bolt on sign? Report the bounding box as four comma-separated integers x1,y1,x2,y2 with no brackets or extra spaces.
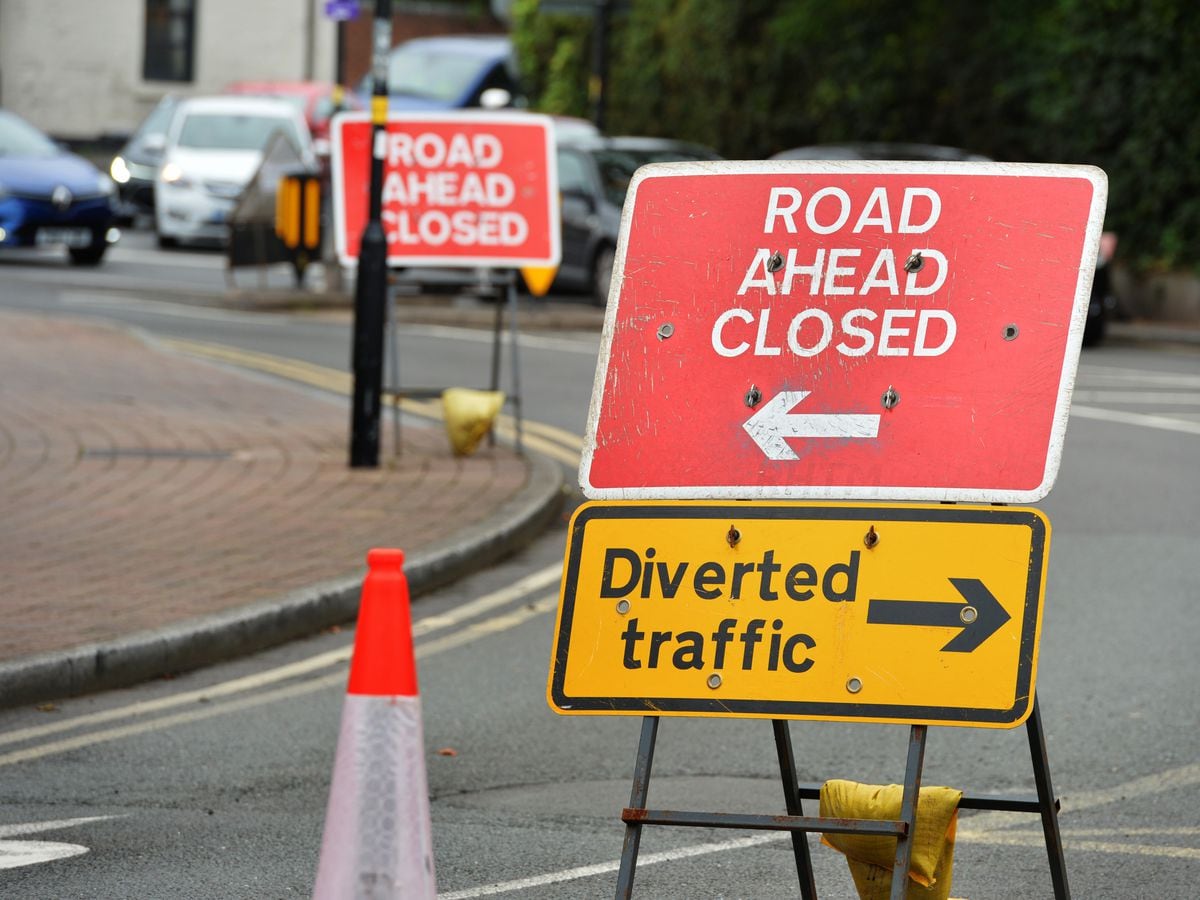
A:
548,501,1050,727
330,112,560,268
579,161,1107,503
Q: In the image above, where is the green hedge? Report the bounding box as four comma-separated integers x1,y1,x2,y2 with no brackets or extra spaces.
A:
513,0,1200,271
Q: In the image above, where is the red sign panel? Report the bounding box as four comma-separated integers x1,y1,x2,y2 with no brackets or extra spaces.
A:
331,112,559,268
580,162,1107,503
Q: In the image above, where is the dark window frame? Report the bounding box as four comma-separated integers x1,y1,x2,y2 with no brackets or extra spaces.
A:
143,0,196,83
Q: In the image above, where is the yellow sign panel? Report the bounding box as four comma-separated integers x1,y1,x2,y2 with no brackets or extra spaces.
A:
548,502,1050,727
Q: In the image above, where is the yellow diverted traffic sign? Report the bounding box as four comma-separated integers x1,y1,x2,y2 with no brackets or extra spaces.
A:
548,501,1049,727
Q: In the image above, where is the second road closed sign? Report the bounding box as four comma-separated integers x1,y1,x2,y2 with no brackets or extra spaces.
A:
580,161,1107,503
548,501,1050,727
331,111,560,268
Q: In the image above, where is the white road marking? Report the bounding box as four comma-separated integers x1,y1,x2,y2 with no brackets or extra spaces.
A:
0,566,562,765
0,840,90,869
1070,404,1200,435
1078,366,1200,389
0,816,124,871
439,761,1200,896
1069,363,1200,432
0,815,122,837
1073,389,1200,405
438,833,782,899
958,830,1200,861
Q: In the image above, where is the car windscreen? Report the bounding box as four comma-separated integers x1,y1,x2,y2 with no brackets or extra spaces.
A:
137,98,178,139
233,93,310,119
176,113,301,153
593,149,716,207
384,47,496,103
0,111,60,158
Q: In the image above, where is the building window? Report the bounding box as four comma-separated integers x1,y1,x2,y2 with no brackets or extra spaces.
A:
143,0,196,83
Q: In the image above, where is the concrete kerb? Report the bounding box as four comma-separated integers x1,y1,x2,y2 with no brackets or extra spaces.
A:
0,448,565,711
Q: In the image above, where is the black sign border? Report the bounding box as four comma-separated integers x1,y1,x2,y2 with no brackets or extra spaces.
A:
549,502,1047,726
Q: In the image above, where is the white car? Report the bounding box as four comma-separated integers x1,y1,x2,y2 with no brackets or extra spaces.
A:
154,95,316,247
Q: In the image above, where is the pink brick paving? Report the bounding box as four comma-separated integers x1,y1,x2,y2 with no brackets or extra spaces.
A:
0,311,528,662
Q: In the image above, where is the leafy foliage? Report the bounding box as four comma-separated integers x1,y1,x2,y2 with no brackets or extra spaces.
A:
513,0,1200,270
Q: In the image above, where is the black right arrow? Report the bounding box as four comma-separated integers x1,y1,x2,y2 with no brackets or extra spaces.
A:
866,578,1011,653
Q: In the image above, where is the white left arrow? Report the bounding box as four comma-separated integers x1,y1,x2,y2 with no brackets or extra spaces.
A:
743,390,880,460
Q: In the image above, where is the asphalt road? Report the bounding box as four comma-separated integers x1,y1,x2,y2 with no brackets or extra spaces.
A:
0,232,1197,898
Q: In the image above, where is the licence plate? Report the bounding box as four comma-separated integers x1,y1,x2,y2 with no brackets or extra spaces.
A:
36,227,93,249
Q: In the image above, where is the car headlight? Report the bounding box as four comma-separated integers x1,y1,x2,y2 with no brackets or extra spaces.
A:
110,156,131,184
160,162,192,188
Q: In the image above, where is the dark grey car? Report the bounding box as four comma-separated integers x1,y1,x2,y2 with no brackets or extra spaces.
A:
769,142,1115,345
109,94,178,223
770,141,991,162
554,136,721,305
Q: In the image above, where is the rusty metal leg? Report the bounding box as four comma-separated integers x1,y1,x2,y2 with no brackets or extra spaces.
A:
487,275,503,448
616,716,659,899
506,276,524,454
890,724,927,900
386,287,401,455
1027,697,1071,898
772,720,818,900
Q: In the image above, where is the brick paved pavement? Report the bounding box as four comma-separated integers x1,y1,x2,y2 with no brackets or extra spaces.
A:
0,310,560,706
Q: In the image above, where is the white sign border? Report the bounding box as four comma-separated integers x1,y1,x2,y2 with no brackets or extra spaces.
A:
578,160,1109,504
330,110,561,269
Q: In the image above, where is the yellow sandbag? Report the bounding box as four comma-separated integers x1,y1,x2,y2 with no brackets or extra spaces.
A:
820,779,962,900
442,388,505,456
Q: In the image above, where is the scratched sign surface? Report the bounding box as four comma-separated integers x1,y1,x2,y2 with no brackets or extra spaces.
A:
580,162,1108,502
548,501,1050,727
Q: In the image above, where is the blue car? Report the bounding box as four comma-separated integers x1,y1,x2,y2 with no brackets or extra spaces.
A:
360,34,524,111
0,109,118,265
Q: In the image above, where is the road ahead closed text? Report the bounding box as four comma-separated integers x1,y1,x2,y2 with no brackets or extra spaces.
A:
581,162,1106,502
718,186,954,360
331,112,560,268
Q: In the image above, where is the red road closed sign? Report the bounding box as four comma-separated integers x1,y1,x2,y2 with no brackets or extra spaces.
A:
331,112,560,268
580,162,1107,503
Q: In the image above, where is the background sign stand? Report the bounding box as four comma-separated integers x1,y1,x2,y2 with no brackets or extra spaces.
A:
615,696,1069,898
489,270,523,453
383,271,524,455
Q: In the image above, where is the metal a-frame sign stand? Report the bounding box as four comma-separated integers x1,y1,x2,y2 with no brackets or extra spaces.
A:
383,268,524,455
551,160,1108,899
616,703,1069,898
551,500,1072,900
330,110,561,460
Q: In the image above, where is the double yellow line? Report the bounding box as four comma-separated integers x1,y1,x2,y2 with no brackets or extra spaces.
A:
159,337,584,467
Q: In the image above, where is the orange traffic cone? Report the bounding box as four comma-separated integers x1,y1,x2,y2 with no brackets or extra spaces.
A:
312,549,437,899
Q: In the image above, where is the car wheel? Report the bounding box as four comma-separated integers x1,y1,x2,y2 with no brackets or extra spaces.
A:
68,231,107,266
157,231,178,249
592,244,615,307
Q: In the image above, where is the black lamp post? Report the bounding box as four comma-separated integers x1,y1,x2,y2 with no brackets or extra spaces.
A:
349,0,392,467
